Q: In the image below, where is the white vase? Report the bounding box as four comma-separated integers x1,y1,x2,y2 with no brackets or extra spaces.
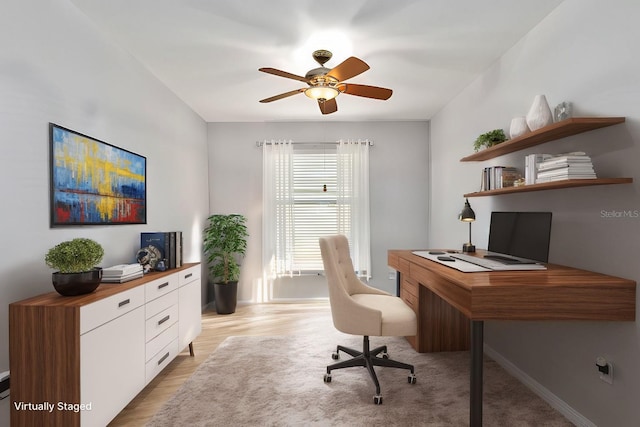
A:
526,95,553,131
509,116,530,139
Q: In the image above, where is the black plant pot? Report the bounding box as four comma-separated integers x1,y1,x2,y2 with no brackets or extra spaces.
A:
52,268,103,296
213,281,238,314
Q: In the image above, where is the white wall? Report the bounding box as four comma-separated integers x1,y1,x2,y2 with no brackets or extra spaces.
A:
429,1,640,425
207,121,429,302
0,1,209,423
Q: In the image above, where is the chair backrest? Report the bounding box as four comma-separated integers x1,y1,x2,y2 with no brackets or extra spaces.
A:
319,235,383,335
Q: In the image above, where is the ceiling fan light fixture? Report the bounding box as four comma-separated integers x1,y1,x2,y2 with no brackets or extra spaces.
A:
304,85,339,101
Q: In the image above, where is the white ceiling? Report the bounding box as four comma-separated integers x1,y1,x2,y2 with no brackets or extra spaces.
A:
70,0,564,122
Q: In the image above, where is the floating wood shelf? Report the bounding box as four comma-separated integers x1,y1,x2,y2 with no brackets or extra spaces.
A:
464,178,633,197
460,117,626,162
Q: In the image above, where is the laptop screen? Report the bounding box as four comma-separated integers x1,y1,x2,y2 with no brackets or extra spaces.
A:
488,212,552,262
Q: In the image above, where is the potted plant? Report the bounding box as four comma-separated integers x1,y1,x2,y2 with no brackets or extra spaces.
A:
473,128,507,152
45,238,104,296
203,214,248,314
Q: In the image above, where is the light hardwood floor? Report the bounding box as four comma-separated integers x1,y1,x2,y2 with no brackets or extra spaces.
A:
109,301,331,426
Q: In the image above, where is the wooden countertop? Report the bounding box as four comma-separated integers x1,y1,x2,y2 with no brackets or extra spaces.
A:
389,250,635,321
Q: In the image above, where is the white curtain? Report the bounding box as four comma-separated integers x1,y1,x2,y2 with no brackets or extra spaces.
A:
337,139,371,279
262,140,294,281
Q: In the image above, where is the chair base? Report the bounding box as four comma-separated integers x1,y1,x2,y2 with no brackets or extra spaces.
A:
324,336,416,404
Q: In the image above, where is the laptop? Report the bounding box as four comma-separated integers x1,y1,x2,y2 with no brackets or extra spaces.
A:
485,211,552,263
450,212,552,270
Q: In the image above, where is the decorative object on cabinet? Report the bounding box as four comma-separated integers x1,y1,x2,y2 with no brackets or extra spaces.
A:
140,231,182,269
473,128,507,152
137,245,162,273
509,116,530,139
49,123,147,226
461,117,631,197
458,199,476,253
45,238,104,296
102,263,144,283
203,214,249,314
525,94,553,131
553,101,572,122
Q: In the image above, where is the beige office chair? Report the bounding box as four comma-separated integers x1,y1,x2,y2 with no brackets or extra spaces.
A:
319,235,417,404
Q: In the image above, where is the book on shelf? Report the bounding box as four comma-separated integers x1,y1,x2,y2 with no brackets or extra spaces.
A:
527,152,597,184
481,166,519,191
537,152,592,170
524,154,553,185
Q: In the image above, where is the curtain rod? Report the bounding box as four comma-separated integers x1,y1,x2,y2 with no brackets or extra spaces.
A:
256,140,373,147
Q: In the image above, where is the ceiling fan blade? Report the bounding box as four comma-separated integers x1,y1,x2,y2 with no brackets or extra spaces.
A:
319,98,337,115
259,67,309,83
340,84,392,100
259,88,305,103
326,57,370,82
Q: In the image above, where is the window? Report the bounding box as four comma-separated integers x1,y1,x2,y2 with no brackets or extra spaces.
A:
291,149,340,272
262,140,370,280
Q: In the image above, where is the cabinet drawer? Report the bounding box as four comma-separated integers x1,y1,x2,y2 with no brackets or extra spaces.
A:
146,304,179,341
81,286,145,335
179,265,201,286
146,289,178,320
145,274,179,302
402,277,419,298
146,338,179,384
402,292,418,312
146,322,178,363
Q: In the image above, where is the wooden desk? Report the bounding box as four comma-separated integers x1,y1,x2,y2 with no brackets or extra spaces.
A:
388,250,636,427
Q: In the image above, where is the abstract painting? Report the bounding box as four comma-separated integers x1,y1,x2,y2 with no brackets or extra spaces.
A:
50,123,146,226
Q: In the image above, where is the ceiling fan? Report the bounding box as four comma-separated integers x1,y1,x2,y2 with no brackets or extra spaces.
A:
258,49,392,115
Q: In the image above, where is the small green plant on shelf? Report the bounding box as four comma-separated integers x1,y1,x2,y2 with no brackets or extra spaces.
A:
473,129,507,152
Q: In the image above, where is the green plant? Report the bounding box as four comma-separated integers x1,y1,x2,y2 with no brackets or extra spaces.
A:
203,214,248,284
473,129,507,152
45,238,104,273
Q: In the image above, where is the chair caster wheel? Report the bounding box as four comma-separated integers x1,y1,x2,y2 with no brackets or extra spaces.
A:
331,352,339,360
373,395,383,405
324,373,332,383
381,352,389,359
408,373,417,384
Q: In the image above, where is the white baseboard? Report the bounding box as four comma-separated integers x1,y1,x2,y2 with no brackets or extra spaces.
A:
484,344,595,427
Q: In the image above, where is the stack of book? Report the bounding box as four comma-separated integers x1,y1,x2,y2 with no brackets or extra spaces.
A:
140,231,183,269
480,166,520,191
535,152,596,183
102,263,144,283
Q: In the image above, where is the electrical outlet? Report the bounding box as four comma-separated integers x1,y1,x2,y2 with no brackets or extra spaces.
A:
595,357,613,384
388,268,396,280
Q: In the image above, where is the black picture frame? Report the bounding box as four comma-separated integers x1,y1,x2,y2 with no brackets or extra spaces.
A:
49,123,147,226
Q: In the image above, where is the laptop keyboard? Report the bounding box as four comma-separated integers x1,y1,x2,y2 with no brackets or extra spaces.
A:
450,253,543,270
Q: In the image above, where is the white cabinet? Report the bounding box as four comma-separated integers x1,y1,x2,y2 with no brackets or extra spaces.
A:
178,265,202,351
80,304,145,427
9,263,202,427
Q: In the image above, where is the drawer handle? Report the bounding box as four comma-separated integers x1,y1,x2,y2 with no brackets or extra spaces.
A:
158,352,170,365
158,315,170,326
118,299,130,308
184,273,193,279
158,282,169,290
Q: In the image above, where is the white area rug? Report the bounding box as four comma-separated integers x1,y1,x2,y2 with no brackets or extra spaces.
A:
147,332,572,426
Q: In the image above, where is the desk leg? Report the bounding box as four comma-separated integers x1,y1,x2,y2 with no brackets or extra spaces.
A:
470,320,484,427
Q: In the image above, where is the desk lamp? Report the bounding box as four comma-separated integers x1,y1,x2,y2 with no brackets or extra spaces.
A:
458,198,476,253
